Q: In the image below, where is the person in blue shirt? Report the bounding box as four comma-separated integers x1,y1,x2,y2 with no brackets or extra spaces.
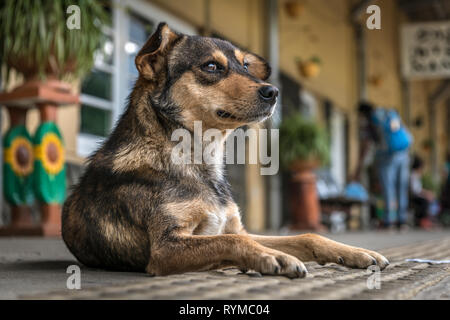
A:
355,101,412,230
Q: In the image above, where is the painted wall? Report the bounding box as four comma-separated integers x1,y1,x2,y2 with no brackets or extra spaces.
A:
150,0,266,54
366,0,403,110
278,0,361,176
409,79,449,178
279,0,357,111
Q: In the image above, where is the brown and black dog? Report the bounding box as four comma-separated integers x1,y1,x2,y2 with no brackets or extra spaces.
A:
62,23,389,278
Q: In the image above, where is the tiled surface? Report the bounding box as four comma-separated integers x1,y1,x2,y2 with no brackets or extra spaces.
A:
14,236,450,300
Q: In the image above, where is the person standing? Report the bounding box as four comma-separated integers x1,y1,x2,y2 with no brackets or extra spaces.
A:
355,101,413,230
410,155,439,229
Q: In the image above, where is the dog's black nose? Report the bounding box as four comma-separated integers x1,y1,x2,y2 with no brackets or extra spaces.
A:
258,85,279,104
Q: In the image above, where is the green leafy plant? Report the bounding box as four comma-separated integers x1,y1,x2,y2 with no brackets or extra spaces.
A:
0,0,110,82
422,173,440,195
422,139,435,151
279,112,330,170
295,55,322,65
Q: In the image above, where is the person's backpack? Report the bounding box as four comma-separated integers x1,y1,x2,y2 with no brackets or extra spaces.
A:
372,108,413,154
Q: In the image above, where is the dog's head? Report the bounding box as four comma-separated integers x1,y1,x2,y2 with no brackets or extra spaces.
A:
135,22,278,131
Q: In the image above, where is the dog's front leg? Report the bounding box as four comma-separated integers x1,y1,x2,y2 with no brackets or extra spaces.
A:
249,233,390,270
145,234,307,278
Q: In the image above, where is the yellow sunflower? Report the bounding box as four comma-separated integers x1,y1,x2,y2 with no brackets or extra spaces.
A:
34,133,65,175
4,137,34,177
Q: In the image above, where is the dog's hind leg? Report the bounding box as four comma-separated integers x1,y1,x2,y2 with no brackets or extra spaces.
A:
145,234,307,278
249,233,390,270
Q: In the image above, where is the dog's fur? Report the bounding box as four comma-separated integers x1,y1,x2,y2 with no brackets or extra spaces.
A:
62,23,389,278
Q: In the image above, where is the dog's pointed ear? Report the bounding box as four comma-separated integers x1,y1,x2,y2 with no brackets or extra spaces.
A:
135,22,179,80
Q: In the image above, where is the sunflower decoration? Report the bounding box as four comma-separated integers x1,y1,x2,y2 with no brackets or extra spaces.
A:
5,136,34,176
3,125,35,205
33,122,66,204
34,132,65,176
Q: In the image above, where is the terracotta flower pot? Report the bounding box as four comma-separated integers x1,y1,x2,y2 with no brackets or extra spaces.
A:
5,53,77,81
288,159,325,231
298,61,321,78
285,2,305,18
289,158,320,172
368,75,383,87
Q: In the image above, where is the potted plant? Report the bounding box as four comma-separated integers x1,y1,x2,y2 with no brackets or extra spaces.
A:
422,139,434,153
296,56,322,78
280,113,330,230
0,0,109,83
0,0,109,236
285,1,305,18
368,74,384,87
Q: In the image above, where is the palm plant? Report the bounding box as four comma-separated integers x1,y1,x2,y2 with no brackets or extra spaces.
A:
0,0,110,83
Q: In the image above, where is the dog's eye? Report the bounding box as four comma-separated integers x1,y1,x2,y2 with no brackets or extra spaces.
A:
243,62,249,71
202,61,222,73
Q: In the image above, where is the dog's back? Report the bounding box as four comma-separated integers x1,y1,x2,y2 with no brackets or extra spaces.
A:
62,103,167,271
62,161,151,271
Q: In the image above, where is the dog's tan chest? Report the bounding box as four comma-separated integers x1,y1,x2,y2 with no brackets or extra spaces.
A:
194,202,243,235
165,200,243,236
194,210,227,235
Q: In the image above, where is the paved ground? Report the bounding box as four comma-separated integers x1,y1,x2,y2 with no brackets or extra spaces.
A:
0,230,449,299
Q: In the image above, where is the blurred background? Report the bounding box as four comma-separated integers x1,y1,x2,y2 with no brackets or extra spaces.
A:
0,0,449,236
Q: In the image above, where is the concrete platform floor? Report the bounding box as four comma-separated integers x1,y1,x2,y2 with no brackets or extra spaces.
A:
0,230,449,299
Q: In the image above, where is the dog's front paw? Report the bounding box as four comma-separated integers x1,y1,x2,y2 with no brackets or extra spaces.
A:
250,251,308,278
331,247,390,270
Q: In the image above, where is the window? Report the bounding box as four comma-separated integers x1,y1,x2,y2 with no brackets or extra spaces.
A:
77,0,196,157
126,13,154,91
78,1,115,155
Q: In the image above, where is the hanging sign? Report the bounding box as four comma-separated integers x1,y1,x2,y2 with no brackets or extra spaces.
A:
401,21,450,79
